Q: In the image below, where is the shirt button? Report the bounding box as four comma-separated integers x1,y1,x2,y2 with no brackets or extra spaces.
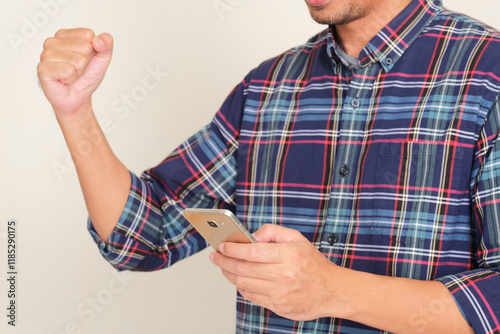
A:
339,165,349,177
327,234,338,245
351,98,360,108
386,57,393,65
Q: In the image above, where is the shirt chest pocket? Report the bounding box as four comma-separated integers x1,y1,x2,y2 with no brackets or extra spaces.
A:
369,141,467,246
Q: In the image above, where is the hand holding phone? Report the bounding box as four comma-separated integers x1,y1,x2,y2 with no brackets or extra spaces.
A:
182,208,256,251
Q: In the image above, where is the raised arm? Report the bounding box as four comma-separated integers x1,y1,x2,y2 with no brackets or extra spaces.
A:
38,28,130,242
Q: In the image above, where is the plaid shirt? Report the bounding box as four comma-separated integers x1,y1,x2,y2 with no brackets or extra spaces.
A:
89,0,500,332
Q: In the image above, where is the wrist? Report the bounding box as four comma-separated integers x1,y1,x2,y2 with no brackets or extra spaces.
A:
55,100,110,168
323,265,359,319
54,99,94,128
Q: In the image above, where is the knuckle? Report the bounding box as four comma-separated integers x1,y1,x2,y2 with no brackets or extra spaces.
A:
262,223,274,232
304,256,318,271
281,269,297,283
221,269,231,281
81,28,96,42
233,275,249,290
233,275,243,286
233,260,246,275
42,37,54,50
55,28,95,41
39,49,47,61
81,41,94,55
247,245,261,259
60,64,76,78
71,53,87,70
36,62,44,76
39,48,55,61
54,29,67,37
238,288,251,300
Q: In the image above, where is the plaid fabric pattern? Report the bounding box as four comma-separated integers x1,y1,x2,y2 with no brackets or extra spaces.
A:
88,0,500,332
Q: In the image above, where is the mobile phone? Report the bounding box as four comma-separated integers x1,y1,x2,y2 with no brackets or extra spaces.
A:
182,208,256,251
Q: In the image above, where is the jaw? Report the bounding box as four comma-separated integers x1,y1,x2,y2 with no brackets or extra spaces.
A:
306,0,370,26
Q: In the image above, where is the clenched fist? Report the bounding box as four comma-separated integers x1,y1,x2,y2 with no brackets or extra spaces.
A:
37,28,113,115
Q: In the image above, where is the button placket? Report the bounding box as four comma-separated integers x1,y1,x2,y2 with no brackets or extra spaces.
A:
324,63,373,261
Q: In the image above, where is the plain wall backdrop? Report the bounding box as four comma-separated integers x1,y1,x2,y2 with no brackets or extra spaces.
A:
1,1,499,333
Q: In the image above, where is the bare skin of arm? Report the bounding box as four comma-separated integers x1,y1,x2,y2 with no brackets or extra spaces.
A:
38,29,130,242
38,6,475,331
210,224,473,333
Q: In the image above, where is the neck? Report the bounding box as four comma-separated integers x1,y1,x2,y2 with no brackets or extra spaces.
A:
335,0,412,58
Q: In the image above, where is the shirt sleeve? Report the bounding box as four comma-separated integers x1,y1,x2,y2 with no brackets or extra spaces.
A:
436,95,500,334
87,73,252,272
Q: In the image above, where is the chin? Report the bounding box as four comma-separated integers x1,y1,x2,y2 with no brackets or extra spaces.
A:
307,2,339,25
308,11,335,26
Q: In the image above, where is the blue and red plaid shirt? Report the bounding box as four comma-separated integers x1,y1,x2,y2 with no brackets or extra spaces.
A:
89,0,500,332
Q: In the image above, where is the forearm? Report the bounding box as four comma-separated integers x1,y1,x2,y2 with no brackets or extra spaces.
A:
332,267,473,334
213,225,475,332
57,101,131,242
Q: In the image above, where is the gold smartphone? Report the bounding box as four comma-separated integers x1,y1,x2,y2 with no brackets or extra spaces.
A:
182,208,256,251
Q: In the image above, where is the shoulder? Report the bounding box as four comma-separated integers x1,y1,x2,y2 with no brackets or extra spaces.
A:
437,8,500,36
248,28,331,81
424,9,500,95
428,8,500,55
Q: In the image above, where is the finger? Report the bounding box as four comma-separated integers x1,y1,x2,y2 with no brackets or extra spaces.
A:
38,61,78,85
92,33,113,59
219,241,283,263
43,36,95,58
253,224,304,243
212,251,283,281
238,288,274,311
40,50,93,78
54,28,96,42
220,268,276,296
238,288,304,321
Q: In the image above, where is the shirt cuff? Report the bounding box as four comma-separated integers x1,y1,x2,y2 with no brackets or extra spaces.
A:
87,171,164,271
436,269,500,334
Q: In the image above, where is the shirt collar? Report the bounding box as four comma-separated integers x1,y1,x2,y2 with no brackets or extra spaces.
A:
327,0,444,73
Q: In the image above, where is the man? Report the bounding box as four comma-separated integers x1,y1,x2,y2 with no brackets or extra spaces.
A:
38,0,500,332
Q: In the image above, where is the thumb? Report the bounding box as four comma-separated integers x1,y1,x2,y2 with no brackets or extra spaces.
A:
253,224,304,243
92,33,113,61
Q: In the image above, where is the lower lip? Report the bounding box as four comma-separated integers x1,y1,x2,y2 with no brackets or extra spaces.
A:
306,0,329,7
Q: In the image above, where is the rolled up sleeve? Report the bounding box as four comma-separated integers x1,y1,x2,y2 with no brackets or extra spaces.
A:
437,96,500,333
437,270,500,333
87,172,176,271
86,72,252,272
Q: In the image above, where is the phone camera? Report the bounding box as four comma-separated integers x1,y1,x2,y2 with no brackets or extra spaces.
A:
207,220,219,228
